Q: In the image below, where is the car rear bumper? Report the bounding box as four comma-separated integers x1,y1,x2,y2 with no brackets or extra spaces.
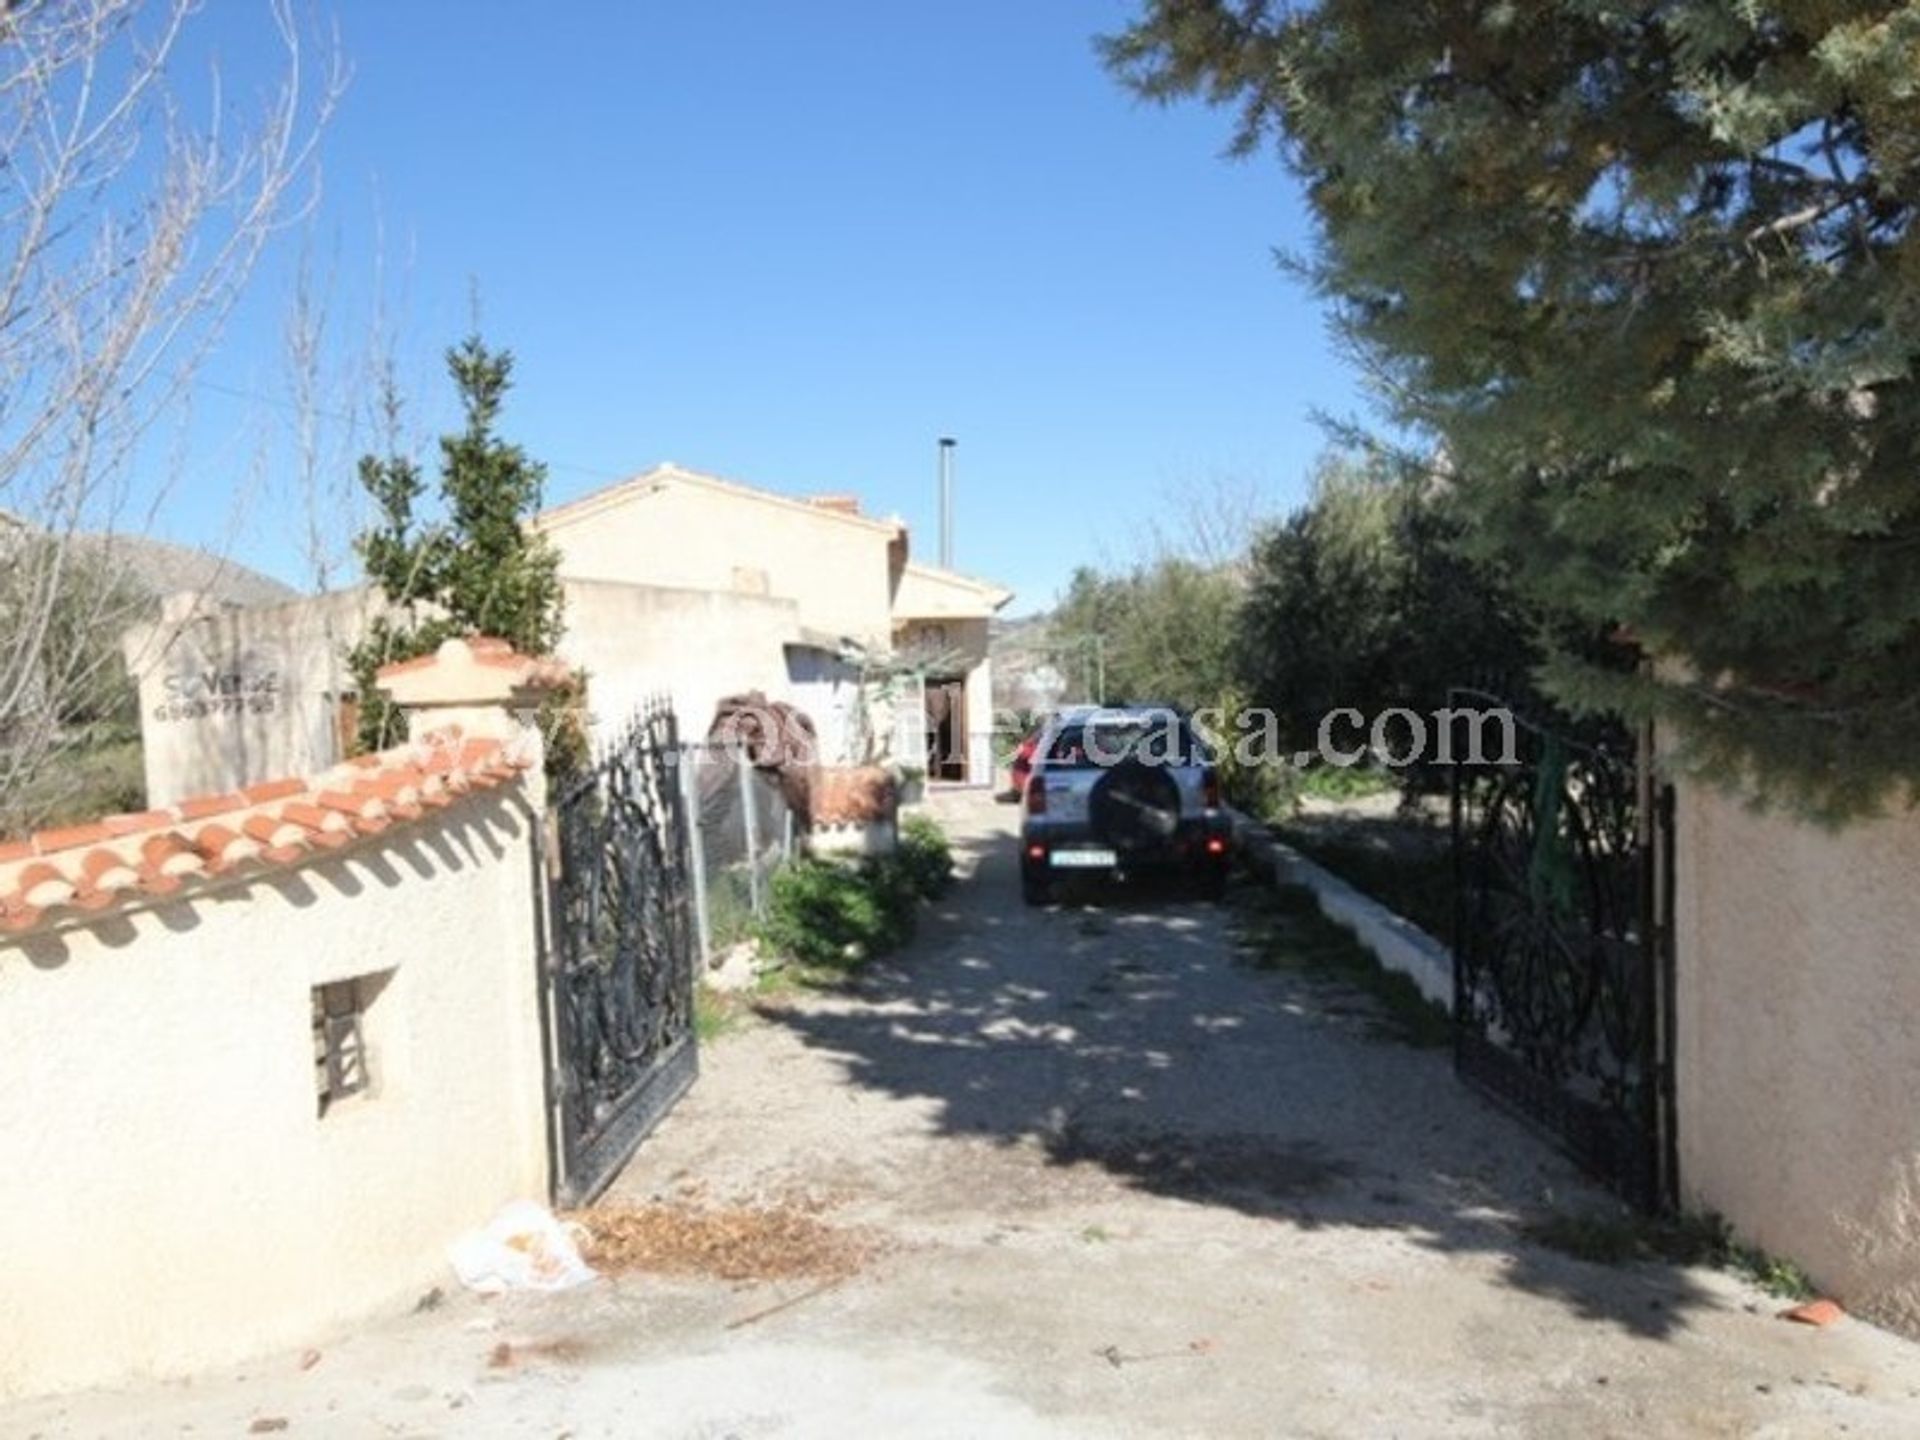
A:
1020,816,1231,875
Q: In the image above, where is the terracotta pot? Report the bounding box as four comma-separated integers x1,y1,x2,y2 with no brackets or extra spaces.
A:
809,765,897,826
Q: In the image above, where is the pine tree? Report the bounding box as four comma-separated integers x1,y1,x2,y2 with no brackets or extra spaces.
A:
1106,2,1920,820
345,338,573,762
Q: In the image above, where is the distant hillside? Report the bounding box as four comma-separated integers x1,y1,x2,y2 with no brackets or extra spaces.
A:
1,510,300,609
77,532,300,609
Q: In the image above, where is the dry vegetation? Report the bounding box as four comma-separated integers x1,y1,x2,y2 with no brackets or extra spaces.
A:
572,1201,883,1284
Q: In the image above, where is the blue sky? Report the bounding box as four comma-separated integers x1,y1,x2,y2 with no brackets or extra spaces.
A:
175,1,1360,613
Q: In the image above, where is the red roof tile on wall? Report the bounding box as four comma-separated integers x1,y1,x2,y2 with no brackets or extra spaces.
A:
0,727,533,936
374,634,575,690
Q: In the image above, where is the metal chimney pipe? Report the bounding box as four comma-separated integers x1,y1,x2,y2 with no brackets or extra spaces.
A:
937,436,957,569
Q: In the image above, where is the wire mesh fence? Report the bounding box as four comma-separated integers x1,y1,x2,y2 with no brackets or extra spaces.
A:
678,743,795,966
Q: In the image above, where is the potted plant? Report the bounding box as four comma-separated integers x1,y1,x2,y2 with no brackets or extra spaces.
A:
807,762,899,856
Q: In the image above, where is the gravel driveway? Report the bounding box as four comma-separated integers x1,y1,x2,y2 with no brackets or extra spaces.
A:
14,789,1920,1438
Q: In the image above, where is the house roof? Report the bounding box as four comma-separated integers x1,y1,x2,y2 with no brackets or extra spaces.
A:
893,561,1015,620
902,561,1013,605
535,462,907,540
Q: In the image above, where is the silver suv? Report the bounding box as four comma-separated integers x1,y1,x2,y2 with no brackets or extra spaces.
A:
1018,704,1231,905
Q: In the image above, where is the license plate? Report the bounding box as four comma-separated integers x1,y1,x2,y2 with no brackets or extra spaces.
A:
1050,848,1117,870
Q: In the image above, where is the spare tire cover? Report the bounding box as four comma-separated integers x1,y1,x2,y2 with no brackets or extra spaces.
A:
1089,761,1182,852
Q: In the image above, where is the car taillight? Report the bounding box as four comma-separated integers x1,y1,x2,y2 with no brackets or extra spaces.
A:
1026,775,1046,815
1203,768,1221,809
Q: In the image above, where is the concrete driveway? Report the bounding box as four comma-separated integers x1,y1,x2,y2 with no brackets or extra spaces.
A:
12,789,1920,1437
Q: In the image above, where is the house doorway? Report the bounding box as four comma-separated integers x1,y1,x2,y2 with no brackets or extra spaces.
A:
924,677,968,783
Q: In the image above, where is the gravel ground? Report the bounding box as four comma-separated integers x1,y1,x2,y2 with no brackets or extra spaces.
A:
11,788,1920,1438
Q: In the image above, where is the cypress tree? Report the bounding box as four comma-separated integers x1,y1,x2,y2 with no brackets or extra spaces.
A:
345,337,573,763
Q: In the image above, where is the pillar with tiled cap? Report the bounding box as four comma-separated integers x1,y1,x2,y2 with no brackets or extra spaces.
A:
375,636,569,799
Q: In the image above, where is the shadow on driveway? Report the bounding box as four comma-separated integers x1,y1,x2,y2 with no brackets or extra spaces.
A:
760,808,1717,1341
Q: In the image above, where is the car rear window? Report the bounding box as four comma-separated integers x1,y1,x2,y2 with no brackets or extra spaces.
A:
1041,715,1201,768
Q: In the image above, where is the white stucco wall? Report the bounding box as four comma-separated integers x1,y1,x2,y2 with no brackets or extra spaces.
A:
0,784,549,1400
1673,779,1920,1332
121,576,829,794
559,578,802,744
542,476,899,647
784,644,865,765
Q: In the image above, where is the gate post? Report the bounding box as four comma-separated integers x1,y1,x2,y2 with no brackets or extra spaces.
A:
375,635,567,805
682,746,712,970
738,754,762,914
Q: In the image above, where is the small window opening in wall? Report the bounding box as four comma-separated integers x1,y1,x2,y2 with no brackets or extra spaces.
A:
312,972,391,1116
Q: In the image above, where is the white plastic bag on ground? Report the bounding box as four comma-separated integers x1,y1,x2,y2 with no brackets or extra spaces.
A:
448,1200,598,1294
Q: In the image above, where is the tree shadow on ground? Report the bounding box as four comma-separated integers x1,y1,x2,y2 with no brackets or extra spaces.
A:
759,819,1718,1341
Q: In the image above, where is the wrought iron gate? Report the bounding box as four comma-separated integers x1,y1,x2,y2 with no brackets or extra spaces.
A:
1447,688,1676,1209
541,700,698,1206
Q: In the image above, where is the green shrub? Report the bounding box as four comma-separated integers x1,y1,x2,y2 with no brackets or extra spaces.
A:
756,855,916,970
1295,764,1398,803
754,816,954,971
896,813,954,899
6,734,145,836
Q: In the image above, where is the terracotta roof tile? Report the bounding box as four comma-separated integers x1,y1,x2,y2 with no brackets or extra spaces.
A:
77,850,139,894
138,834,203,894
0,900,43,933
0,640,552,935
17,862,75,909
140,832,204,878
0,731,525,935
194,824,261,871
242,778,307,804
33,822,114,855
316,789,384,821
242,814,307,851
373,650,439,679
280,801,351,842
103,810,175,837
72,847,141,909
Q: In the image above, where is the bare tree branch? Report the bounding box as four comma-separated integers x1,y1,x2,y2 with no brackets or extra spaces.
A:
0,0,343,833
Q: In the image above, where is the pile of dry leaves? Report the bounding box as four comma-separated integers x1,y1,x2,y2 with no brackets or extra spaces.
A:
571,1202,880,1283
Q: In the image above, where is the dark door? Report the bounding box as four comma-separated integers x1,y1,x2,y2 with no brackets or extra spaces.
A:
926,677,968,782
